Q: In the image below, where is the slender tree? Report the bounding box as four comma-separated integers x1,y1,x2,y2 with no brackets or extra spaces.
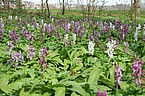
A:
46,0,50,17
62,0,65,15
18,0,22,9
41,0,44,13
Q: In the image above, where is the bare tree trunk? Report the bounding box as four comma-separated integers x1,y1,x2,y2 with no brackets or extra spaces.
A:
46,0,50,17
62,0,65,15
7,0,10,10
87,0,91,19
18,0,22,9
41,0,44,13
133,0,140,21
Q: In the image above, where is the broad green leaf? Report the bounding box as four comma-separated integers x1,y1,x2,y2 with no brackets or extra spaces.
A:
81,47,88,54
120,81,129,90
71,92,80,96
8,81,23,91
0,75,11,94
61,81,90,96
70,83,90,96
42,92,50,96
20,89,30,96
109,64,115,83
88,67,101,84
54,87,65,96
52,57,64,65
99,75,115,90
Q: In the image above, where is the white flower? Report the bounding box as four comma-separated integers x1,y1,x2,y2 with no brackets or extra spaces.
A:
110,22,113,29
41,19,44,25
15,16,18,20
113,26,115,30
134,26,141,41
27,24,30,27
8,15,12,20
63,34,68,47
106,40,117,61
72,33,76,45
51,18,54,22
88,41,95,55
68,23,71,29
0,18,3,22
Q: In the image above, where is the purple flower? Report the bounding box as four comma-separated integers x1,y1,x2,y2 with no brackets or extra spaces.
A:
49,23,55,35
96,89,107,96
124,42,129,53
39,46,49,71
8,41,13,55
9,30,20,43
12,51,24,66
132,58,144,85
89,34,94,41
115,65,122,86
104,23,110,33
22,27,29,38
57,19,62,29
5,20,8,25
115,20,120,30
29,32,34,44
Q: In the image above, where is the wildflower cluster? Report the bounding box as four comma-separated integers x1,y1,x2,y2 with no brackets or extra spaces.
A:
106,40,118,61
115,65,122,86
132,58,144,85
39,46,49,71
88,41,95,55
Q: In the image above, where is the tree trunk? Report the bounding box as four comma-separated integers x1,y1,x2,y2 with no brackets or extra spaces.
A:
41,0,44,13
18,0,22,9
62,0,65,15
87,0,91,19
46,0,50,17
133,0,140,21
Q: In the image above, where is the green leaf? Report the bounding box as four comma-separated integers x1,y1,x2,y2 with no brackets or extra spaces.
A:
42,92,50,96
61,81,90,96
99,75,115,90
70,83,90,96
88,67,101,84
120,81,129,90
52,57,64,65
20,89,30,96
109,64,115,83
54,87,65,96
81,47,88,54
71,92,80,96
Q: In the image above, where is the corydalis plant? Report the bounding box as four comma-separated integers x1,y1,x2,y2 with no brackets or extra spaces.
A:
132,58,144,86
124,42,129,53
8,41,13,55
27,45,35,60
106,40,118,61
72,33,76,45
88,41,95,55
39,46,49,72
12,51,24,66
9,30,20,44
29,32,34,44
115,65,122,87
96,88,107,96
134,24,141,41
63,34,69,47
